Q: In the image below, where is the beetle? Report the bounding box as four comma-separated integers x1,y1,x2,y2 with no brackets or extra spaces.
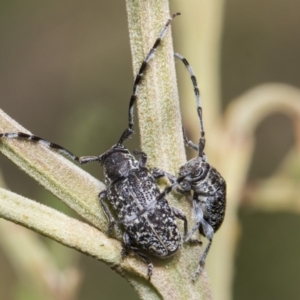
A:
155,52,227,281
0,13,187,280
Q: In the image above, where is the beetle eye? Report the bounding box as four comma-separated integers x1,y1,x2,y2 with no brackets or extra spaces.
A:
192,169,203,178
178,181,191,192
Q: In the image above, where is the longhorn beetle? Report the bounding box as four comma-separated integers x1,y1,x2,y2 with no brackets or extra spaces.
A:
154,53,227,281
0,13,188,280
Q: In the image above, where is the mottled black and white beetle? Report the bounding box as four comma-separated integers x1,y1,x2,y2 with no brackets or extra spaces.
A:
156,53,226,281
0,13,188,280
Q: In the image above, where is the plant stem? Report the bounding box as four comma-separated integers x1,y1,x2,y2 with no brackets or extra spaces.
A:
125,0,186,174
125,1,213,299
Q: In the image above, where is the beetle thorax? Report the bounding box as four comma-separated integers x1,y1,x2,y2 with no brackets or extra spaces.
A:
179,157,209,180
103,152,139,184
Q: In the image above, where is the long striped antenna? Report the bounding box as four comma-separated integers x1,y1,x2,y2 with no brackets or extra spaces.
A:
0,132,101,164
174,52,205,158
117,12,181,145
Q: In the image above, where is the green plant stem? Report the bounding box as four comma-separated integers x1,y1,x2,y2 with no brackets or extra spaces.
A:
125,0,186,174
125,1,213,299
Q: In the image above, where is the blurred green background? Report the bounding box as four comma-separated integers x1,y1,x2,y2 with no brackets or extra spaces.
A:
0,0,299,299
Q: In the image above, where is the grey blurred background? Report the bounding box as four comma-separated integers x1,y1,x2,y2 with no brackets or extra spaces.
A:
0,0,299,299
